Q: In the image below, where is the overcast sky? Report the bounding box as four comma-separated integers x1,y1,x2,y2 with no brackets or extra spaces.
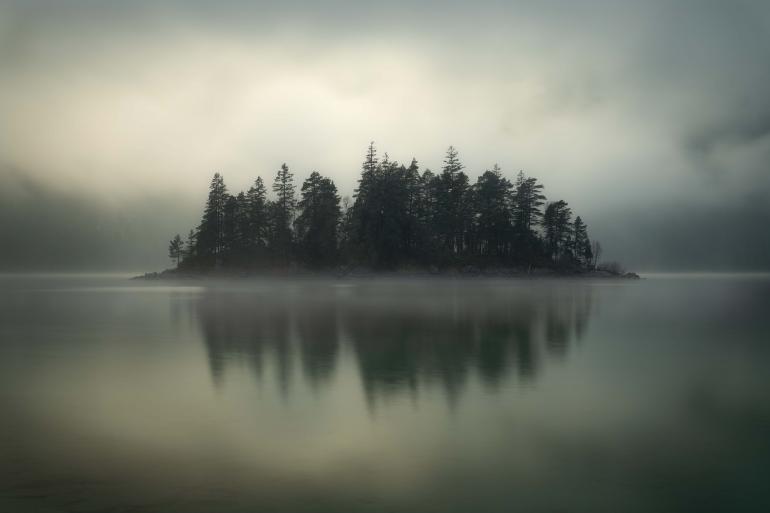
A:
1,0,769,270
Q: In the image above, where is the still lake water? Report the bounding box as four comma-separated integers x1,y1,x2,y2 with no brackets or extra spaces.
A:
1,274,769,513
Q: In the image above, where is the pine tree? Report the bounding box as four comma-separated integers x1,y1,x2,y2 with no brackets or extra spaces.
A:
435,146,470,256
195,173,228,267
512,171,546,264
350,142,378,244
401,158,422,258
349,142,382,265
168,234,183,268
572,216,589,266
270,163,296,263
245,177,269,252
512,171,546,232
221,192,249,264
182,229,196,263
543,200,573,263
295,171,341,268
473,164,513,259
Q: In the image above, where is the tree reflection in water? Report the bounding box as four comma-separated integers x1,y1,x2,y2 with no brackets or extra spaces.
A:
197,281,594,404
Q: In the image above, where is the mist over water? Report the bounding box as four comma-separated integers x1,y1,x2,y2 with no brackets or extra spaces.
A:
1,274,769,512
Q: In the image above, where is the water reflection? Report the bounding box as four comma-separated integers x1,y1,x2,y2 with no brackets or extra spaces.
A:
3,275,770,513
197,281,594,403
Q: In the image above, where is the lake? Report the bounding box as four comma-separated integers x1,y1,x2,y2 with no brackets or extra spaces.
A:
1,274,769,512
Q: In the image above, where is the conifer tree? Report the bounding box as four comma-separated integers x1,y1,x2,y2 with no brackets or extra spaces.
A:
183,229,196,263
245,177,269,251
512,171,546,264
295,172,341,268
543,200,573,262
572,216,589,266
270,163,296,263
196,173,228,266
435,146,470,256
473,164,513,259
168,234,183,267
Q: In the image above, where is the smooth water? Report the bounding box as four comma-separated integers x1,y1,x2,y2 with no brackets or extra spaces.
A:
1,274,769,513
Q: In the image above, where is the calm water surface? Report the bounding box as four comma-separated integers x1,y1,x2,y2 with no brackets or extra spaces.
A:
1,274,769,512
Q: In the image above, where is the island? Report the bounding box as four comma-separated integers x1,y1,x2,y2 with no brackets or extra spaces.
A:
147,144,638,280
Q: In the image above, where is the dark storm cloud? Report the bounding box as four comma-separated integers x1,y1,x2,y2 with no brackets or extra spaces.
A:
1,0,769,269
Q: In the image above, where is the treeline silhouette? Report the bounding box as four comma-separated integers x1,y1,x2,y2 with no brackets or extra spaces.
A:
169,144,600,272
195,283,594,404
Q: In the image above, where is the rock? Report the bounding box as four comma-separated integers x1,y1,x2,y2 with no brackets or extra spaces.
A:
622,272,641,279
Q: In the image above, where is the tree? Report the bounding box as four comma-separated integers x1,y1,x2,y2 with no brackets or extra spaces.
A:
434,146,471,257
222,192,249,263
195,173,228,266
416,168,439,261
472,164,513,259
295,171,341,268
168,234,183,267
182,229,196,263
512,171,546,264
245,177,269,252
572,216,592,268
401,158,423,256
348,142,379,261
348,143,399,267
512,171,546,232
270,163,296,263
543,200,573,262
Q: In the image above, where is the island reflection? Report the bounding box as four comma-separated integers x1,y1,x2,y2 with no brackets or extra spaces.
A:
197,281,594,403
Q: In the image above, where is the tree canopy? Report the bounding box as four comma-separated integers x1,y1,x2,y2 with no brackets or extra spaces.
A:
173,144,599,273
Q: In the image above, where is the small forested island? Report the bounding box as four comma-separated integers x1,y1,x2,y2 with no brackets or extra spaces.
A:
153,144,637,279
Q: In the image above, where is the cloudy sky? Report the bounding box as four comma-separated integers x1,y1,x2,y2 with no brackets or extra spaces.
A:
1,0,769,270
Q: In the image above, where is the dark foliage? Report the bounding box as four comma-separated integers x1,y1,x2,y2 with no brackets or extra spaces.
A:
174,144,598,272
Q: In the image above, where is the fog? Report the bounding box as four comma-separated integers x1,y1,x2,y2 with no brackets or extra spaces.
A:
1,0,769,270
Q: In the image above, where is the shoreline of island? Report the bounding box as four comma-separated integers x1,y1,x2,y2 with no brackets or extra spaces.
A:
133,265,640,281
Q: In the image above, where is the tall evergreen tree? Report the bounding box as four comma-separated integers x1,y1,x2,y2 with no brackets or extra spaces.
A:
512,171,545,232
473,164,513,259
401,158,423,258
378,154,408,266
543,200,573,262
195,173,228,266
435,146,471,257
349,142,379,258
295,171,341,268
221,192,250,264
270,163,296,263
417,169,439,261
245,176,269,252
512,171,546,264
183,229,196,263
168,234,183,267
572,216,589,266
